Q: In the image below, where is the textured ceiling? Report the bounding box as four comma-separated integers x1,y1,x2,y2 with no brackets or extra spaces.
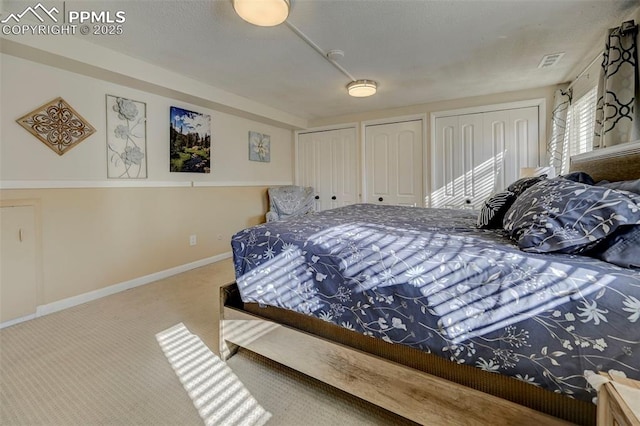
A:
4,0,638,121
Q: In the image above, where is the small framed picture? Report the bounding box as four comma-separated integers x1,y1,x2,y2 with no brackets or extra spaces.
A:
248,131,270,162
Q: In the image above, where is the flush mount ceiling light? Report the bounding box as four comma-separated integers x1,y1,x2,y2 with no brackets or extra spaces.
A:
347,80,377,97
237,17,380,97
233,0,290,27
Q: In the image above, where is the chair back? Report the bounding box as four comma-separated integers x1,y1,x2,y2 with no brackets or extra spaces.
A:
267,186,315,221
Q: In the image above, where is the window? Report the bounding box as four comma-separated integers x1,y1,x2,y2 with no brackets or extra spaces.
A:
561,86,598,173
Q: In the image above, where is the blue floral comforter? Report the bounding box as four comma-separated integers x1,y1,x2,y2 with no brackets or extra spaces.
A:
231,204,640,402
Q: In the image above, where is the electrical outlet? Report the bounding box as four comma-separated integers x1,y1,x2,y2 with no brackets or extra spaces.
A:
189,235,197,246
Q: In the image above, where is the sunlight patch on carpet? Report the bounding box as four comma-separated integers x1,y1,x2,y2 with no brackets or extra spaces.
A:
156,323,271,426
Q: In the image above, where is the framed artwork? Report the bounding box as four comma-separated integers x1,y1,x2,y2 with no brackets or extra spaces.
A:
106,95,147,179
16,97,96,156
248,131,270,162
170,106,211,173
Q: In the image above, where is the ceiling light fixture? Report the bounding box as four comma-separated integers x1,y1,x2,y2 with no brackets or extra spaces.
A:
233,0,290,27
281,21,379,98
347,80,377,97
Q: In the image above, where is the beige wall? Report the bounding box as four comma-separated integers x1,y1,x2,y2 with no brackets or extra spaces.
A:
1,54,294,183
1,50,294,310
1,186,267,305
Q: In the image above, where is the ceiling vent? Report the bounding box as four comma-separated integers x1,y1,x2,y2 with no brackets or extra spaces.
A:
538,52,565,69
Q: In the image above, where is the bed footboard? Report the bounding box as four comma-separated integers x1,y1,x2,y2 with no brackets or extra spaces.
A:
218,283,242,361
218,283,577,426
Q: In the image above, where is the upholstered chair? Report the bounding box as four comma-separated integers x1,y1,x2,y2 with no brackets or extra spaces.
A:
266,185,315,222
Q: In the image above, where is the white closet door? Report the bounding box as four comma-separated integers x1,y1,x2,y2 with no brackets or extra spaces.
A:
432,106,539,209
331,128,358,208
432,114,483,209
508,107,540,184
365,120,423,207
297,132,323,211
297,127,358,212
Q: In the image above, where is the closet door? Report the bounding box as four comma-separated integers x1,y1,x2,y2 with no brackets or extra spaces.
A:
432,114,483,209
331,128,358,208
482,107,540,194
432,106,539,209
297,132,323,211
297,127,358,212
365,120,423,207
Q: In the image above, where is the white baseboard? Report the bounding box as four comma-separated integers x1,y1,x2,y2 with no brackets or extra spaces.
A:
0,252,232,329
0,313,37,329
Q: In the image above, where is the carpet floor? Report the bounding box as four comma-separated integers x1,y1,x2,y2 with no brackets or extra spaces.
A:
0,258,416,425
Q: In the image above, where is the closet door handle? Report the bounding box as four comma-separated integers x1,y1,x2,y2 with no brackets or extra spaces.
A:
378,197,384,202
315,195,320,200
331,196,337,200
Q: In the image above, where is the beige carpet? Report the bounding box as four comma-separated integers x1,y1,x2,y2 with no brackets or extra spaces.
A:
156,323,271,426
0,258,416,425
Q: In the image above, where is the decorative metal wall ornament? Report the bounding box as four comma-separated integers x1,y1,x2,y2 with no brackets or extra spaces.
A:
106,95,147,178
16,97,96,155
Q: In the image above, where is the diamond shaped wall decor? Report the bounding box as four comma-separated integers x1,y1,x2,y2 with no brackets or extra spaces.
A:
16,97,96,156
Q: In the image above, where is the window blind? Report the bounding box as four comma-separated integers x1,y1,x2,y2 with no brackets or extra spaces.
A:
561,86,598,173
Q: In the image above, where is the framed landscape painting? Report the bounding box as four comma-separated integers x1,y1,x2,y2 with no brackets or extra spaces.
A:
170,106,211,173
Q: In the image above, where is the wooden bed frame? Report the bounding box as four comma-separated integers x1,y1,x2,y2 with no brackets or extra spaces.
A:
216,142,640,426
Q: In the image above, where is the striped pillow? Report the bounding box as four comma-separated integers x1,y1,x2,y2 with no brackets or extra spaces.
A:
476,190,517,229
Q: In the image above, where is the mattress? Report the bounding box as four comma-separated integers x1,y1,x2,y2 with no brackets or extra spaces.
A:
231,203,640,403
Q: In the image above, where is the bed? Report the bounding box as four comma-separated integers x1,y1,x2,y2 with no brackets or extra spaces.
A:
217,142,640,425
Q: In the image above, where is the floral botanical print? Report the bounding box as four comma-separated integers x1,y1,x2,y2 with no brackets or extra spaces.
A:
249,131,270,162
232,204,640,403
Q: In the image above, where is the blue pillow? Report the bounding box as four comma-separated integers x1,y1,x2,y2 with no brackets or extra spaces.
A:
507,175,547,196
476,190,517,229
562,172,595,185
596,179,640,195
589,225,640,268
503,178,640,253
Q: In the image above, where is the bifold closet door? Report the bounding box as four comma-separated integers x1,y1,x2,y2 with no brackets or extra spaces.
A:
432,106,539,209
431,114,483,209
365,120,423,207
297,128,358,212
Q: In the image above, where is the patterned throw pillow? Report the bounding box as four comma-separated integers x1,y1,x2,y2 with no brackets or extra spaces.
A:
503,178,640,253
507,175,547,196
476,190,517,229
